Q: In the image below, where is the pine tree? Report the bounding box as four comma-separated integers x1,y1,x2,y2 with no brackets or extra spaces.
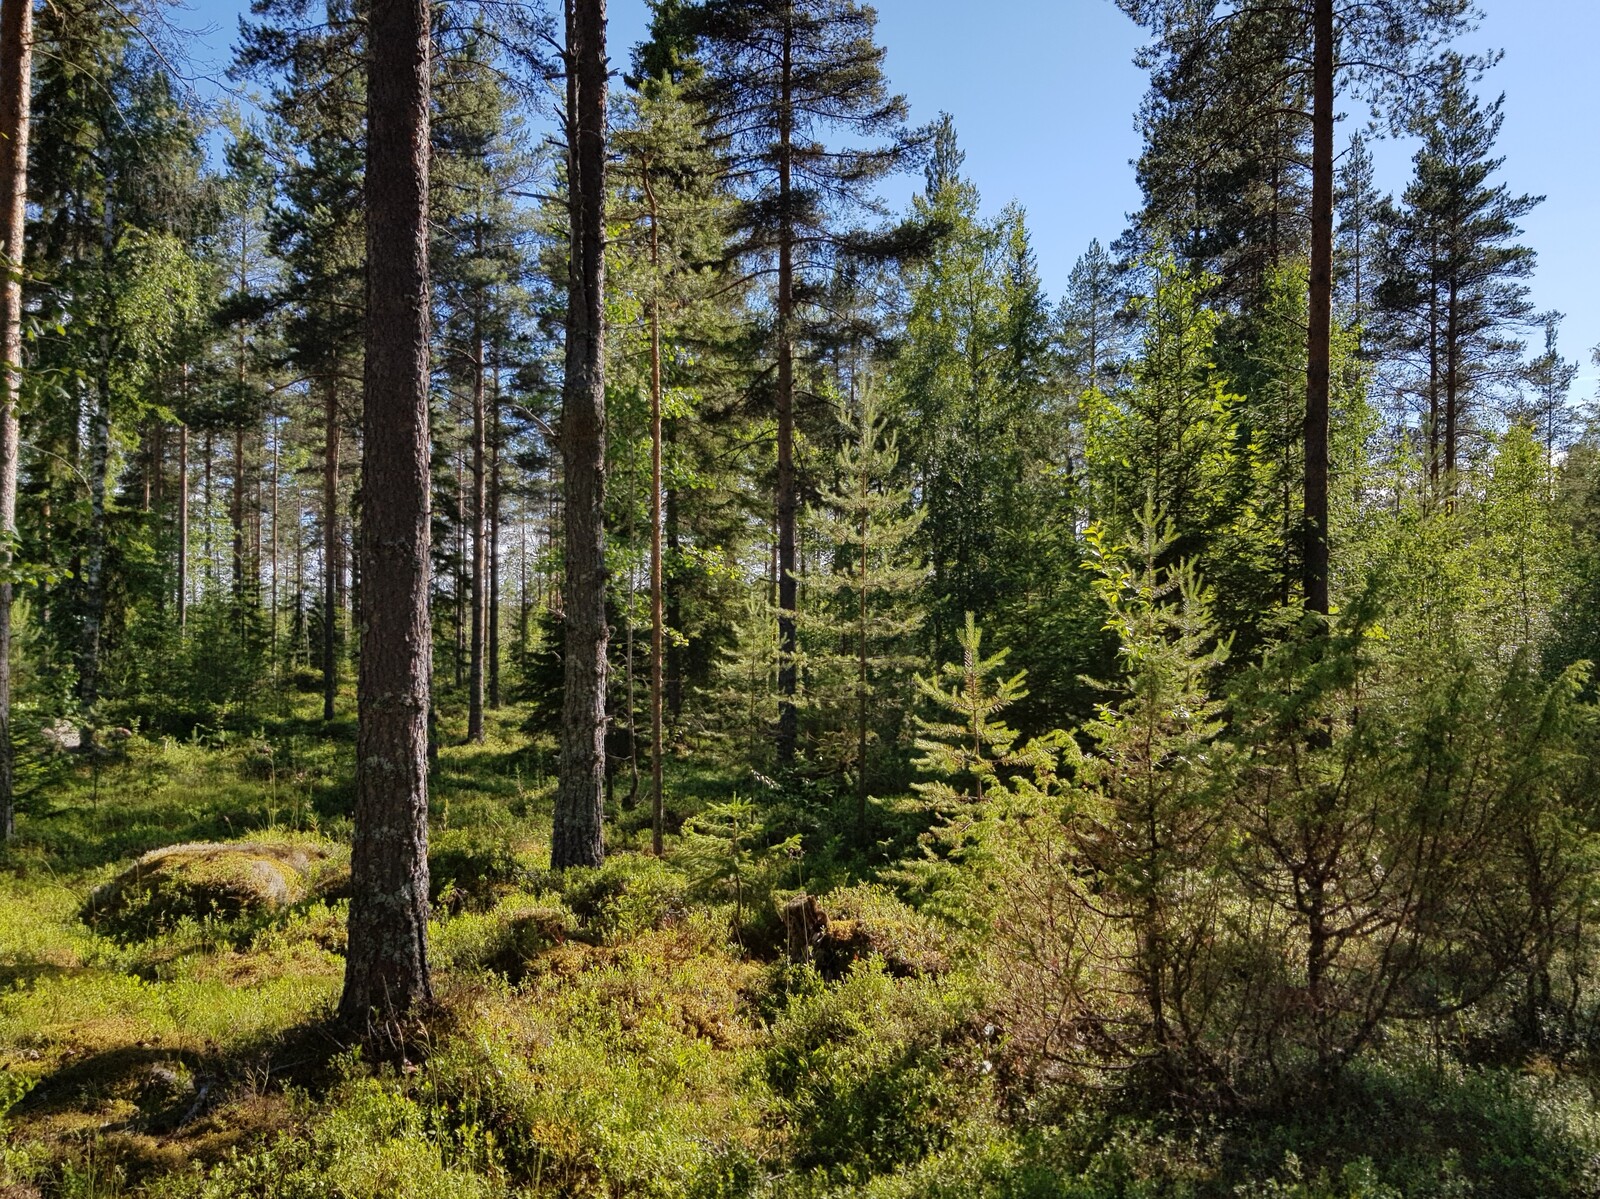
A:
340,0,434,1032
1118,0,1480,614
1375,54,1539,493
551,0,609,870
689,0,917,765
237,0,368,721
1335,132,1380,335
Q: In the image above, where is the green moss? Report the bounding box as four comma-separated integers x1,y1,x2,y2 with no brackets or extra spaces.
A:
82,836,348,939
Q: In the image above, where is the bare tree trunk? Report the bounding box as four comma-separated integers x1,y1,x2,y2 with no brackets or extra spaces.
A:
1428,254,1440,491
178,419,189,630
665,476,681,724
340,0,434,1031
323,382,341,721
454,450,465,689
551,0,609,870
80,189,116,739
488,359,502,710
646,177,665,857
233,424,247,605
1445,276,1459,495
270,414,280,659
467,295,487,741
1302,0,1333,617
0,0,30,840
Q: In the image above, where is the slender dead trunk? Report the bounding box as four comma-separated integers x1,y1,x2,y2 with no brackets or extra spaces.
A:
0,0,31,840
551,0,609,870
1444,275,1459,494
488,358,502,709
323,381,341,721
855,496,868,837
202,430,215,588
454,450,465,689
233,423,247,605
340,0,434,1030
645,168,665,856
467,286,487,741
270,414,280,659
665,475,681,723
1428,246,1440,491
178,418,189,630
79,183,116,738
1302,0,1333,617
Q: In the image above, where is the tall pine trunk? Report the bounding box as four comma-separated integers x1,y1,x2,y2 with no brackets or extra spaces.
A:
774,4,798,764
0,0,30,840
1302,0,1333,617
340,0,434,1030
551,0,609,870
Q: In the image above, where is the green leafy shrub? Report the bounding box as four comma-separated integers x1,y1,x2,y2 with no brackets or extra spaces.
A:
429,829,526,914
558,854,690,943
171,1074,499,1199
763,961,989,1183
433,893,576,980
810,883,958,979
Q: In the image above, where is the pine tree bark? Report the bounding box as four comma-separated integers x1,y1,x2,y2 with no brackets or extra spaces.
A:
0,0,30,841
551,0,608,870
1302,0,1333,617
339,0,434,1030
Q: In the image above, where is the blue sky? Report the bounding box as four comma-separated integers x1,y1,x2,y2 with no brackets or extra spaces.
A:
177,0,1599,395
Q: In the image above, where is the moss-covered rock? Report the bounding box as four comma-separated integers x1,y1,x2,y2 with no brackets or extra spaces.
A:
83,839,346,938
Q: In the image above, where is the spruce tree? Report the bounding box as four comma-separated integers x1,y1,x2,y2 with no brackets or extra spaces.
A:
805,386,923,832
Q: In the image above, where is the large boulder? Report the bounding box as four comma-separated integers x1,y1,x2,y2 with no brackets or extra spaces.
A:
83,840,344,937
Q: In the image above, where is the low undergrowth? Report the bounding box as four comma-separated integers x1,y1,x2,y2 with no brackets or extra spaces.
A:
4,702,1600,1198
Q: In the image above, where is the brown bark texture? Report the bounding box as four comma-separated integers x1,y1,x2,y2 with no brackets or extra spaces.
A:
552,0,609,870
339,0,434,1028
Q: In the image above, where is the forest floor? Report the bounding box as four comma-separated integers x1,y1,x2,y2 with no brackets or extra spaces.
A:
3,692,1600,1198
